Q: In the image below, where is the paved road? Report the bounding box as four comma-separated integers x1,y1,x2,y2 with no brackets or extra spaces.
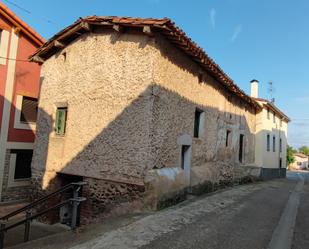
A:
13,171,309,249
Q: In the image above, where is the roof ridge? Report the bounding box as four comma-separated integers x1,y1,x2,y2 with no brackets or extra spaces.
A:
29,16,259,109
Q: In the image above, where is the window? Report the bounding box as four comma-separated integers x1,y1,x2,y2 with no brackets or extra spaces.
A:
20,96,38,123
280,138,282,152
226,130,231,147
280,119,282,127
273,112,276,123
267,134,270,151
55,107,67,135
279,158,282,168
273,136,276,152
194,108,203,138
239,134,244,163
267,108,270,119
10,149,32,180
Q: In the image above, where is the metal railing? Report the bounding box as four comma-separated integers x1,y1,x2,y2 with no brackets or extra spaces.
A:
0,181,87,249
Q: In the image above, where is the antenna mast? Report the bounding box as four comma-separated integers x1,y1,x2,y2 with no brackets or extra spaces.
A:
268,81,275,103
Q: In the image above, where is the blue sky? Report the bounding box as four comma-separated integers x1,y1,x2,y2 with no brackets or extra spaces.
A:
4,0,309,148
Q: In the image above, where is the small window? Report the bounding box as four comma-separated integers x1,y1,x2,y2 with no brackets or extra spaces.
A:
273,113,276,123
194,108,203,138
11,149,32,180
273,136,276,152
267,108,270,119
280,138,282,152
55,107,67,135
239,134,244,163
20,96,38,123
267,134,270,151
181,145,190,170
279,158,282,168
226,130,231,147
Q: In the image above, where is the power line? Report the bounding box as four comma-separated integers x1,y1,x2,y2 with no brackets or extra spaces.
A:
0,55,31,62
3,0,59,27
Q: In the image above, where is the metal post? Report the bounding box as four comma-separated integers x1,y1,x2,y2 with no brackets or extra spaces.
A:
24,211,31,242
0,223,5,249
71,187,79,231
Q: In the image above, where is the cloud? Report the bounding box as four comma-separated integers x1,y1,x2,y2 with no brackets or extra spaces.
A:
230,24,242,42
210,8,216,29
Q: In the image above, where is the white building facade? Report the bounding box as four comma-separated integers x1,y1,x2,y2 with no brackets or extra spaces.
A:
251,80,290,179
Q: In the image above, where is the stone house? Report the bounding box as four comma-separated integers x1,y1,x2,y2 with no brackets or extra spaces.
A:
250,80,290,179
30,16,262,222
0,3,44,202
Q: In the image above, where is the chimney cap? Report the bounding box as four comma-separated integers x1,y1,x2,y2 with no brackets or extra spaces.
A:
250,79,259,83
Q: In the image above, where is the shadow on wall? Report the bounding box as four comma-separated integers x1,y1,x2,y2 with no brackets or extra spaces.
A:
30,80,261,224
0,94,36,202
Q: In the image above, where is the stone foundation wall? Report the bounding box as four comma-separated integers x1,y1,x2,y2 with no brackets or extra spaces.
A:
80,177,145,224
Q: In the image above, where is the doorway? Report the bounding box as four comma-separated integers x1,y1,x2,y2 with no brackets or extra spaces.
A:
239,134,244,163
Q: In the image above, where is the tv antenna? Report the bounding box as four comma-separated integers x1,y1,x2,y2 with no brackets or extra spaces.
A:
268,81,275,103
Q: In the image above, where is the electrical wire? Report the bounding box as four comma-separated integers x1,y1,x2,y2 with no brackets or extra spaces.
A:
0,55,31,62
3,0,59,27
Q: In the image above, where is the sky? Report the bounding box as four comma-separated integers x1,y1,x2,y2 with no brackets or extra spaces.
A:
3,0,309,149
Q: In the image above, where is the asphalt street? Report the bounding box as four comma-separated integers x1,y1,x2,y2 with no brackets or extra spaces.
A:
12,171,309,249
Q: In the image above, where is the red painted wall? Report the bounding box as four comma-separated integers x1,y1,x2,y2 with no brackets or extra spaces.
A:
0,15,11,132
0,13,42,143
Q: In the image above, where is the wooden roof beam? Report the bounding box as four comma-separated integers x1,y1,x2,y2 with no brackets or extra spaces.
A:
80,21,91,31
143,25,152,36
54,40,65,48
31,55,45,64
113,24,124,33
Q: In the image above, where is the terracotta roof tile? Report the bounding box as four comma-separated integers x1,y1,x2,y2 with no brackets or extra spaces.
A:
29,16,260,109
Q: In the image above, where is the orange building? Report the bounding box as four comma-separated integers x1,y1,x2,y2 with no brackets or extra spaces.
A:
0,3,44,202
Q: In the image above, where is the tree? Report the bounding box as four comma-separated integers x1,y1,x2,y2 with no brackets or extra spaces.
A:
299,146,309,156
287,145,295,165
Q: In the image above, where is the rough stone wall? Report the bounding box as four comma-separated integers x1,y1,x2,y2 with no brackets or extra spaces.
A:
32,30,157,190
32,28,259,218
80,177,145,224
144,33,258,204
1,149,31,202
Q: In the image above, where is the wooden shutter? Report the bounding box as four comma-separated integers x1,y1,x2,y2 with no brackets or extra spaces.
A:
20,96,38,123
55,108,67,135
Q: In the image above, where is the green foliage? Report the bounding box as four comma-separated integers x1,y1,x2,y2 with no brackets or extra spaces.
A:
299,146,309,156
287,145,295,165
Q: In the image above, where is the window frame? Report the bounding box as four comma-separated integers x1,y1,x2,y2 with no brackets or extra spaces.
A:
193,108,204,138
54,106,68,136
14,95,37,131
273,135,276,152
